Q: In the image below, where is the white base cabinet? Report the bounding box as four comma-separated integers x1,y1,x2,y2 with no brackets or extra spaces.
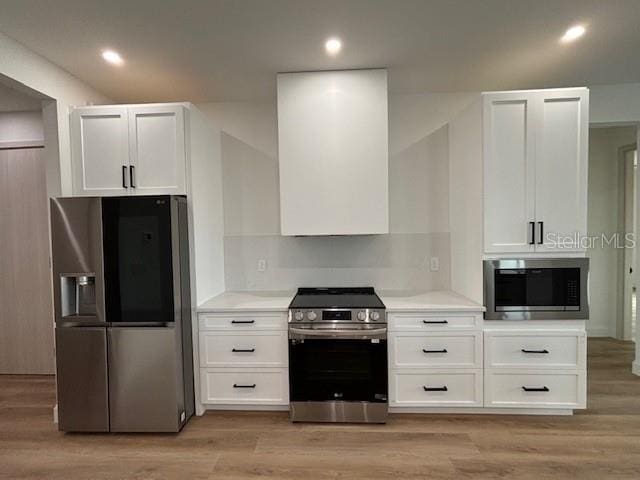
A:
483,323,587,410
197,311,289,410
388,311,484,409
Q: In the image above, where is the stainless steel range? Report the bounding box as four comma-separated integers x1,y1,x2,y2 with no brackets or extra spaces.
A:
288,287,388,423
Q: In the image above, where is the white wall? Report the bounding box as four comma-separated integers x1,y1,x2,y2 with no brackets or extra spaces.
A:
587,126,637,337
0,32,110,196
197,94,462,292
0,111,43,144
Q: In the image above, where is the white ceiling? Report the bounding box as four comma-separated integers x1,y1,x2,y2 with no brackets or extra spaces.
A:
0,0,639,103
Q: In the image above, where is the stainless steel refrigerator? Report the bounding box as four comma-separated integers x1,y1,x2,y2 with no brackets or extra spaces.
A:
50,195,194,432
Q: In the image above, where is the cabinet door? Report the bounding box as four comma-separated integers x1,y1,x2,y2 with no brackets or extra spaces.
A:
71,107,130,196
483,92,536,253
534,89,588,252
128,105,186,195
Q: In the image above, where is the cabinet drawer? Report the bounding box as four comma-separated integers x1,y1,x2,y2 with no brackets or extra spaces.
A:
390,333,482,369
200,368,289,405
200,331,287,368
389,313,481,331
485,370,585,409
485,331,585,369
390,369,482,407
199,312,287,331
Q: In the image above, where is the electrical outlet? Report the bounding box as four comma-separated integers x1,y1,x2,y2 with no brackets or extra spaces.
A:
257,259,267,272
429,256,440,272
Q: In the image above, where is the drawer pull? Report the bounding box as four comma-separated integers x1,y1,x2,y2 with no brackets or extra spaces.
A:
231,320,255,324
521,349,549,354
422,348,448,354
522,386,550,392
423,386,448,392
232,348,256,353
233,383,257,389
423,320,448,324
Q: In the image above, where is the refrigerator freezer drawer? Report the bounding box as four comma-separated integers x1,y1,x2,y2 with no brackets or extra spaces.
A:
108,327,184,432
55,327,109,432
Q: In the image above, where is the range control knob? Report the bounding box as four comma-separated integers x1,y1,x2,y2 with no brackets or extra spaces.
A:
357,310,367,321
369,311,381,321
307,311,317,321
294,311,304,321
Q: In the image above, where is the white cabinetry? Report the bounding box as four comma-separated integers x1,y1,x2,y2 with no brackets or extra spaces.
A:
277,69,389,236
483,323,587,410
388,311,484,409
483,88,588,254
198,311,289,409
71,104,187,196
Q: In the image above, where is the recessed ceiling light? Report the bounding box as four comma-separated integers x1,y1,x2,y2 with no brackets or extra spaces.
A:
561,25,586,43
102,49,124,66
325,37,342,56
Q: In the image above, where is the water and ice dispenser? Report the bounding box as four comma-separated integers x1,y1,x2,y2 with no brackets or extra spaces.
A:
60,274,97,318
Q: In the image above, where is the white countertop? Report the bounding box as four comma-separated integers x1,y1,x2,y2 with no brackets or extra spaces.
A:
197,291,295,312
198,290,484,313
379,290,485,312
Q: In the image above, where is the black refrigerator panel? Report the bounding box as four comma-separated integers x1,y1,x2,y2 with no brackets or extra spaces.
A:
102,196,175,324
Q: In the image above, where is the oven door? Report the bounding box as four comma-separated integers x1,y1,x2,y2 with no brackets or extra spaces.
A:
288,327,388,405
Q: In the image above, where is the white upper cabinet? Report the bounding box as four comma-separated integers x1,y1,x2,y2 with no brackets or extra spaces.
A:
71,104,187,196
277,69,389,236
483,92,536,253
483,88,588,254
128,105,186,195
71,106,130,196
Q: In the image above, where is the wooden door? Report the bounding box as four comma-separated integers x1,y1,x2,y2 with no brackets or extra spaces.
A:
0,147,54,374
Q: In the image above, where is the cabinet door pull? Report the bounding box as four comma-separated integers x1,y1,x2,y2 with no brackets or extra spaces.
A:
231,320,255,324
423,386,448,392
521,349,549,354
122,165,128,188
129,165,136,188
232,348,255,353
423,348,448,354
529,221,535,245
423,320,448,324
233,383,256,389
522,386,549,392
538,221,544,244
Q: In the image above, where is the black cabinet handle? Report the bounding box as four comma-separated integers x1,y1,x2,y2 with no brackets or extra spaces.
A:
538,221,544,244
423,348,448,354
521,349,549,354
233,383,256,389
423,386,448,392
122,165,128,188
129,165,136,188
232,348,255,353
522,386,549,392
529,221,535,245
423,320,448,324
231,320,255,324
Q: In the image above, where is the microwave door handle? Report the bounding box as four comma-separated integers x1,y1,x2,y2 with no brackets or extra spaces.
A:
529,222,535,245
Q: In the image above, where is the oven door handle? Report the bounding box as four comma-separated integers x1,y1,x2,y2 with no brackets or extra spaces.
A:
288,327,387,340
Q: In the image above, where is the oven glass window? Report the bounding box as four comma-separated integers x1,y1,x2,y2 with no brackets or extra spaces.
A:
495,268,580,307
289,339,387,402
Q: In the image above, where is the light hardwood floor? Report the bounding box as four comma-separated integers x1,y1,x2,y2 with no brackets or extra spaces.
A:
1,338,639,479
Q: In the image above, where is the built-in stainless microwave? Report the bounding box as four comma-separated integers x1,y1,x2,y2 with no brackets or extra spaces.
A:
484,258,589,320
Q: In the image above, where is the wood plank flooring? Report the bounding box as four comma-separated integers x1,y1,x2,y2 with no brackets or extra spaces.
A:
1,338,639,479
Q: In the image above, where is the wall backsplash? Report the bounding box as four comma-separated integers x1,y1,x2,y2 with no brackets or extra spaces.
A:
224,233,451,291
